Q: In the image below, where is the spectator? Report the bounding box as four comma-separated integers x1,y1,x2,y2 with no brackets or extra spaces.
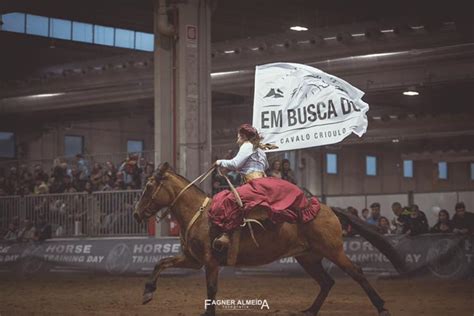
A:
113,172,126,190
63,175,77,193
141,162,155,187
35,214,52,241
281,159,296,184
267,160,282,178
5,166,19,195
430,209,453,233
104,161,117,183
3,223,18,241
52,159,67,180
33,178,49,195
17,219,37,242
366,202,381,225
403,205,429,236
347,207,359,218
84,181,94,194
49,176,65,194
391,202,410,234
70,166,83,191
361,208,369,221
18,164,33,193
33,164,49,183
119,154,141,189
17,180,32,195
138,156,148,170
451,202,474,235
90,162,104,191
377,216,393,235
412,204,429,231
101,174,114,191
76,154,91,186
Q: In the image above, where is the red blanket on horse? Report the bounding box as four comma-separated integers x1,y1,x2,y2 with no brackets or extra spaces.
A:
209,177,320,232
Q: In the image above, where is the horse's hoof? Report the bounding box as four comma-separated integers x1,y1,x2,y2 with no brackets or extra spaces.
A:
142,292,154,305
300,309,316,316
200,311,215,316
379,310,391,316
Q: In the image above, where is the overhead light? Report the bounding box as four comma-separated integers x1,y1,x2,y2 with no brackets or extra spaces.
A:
392,139,400,143
26,93,64,98
403,90,419,96
290,26,308,32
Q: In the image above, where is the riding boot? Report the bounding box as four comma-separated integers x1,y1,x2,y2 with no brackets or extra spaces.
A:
213,232,230,251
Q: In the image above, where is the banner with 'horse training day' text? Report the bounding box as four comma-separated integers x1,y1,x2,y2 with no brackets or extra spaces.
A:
252,63,369,151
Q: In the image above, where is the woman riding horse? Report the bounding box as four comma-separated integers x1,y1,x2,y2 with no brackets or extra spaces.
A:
211,124,319,250
133,124,404,316
212,124,268,249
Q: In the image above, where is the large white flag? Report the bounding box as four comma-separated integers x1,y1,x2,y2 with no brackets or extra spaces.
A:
252,62,369,151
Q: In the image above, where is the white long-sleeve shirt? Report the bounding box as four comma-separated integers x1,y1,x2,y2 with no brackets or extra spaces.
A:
218,142,269,175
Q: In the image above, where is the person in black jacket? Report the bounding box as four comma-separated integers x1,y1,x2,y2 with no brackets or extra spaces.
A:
451,202,474,235
430,209,453,234
403,204,429,236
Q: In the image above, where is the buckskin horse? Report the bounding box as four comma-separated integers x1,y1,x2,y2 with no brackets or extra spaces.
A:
133,163,405,316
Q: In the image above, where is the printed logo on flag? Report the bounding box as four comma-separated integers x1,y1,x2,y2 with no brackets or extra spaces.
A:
252,63,370,151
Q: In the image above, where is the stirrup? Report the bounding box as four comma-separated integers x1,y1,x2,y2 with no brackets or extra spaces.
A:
212,233,230,252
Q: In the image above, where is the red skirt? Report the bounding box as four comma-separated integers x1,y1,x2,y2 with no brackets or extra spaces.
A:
209,177,320,232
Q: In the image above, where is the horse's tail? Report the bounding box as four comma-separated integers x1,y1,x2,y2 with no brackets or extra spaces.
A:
331,207,408,273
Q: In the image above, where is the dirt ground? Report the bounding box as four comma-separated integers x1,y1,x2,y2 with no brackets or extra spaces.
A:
0,274,472,316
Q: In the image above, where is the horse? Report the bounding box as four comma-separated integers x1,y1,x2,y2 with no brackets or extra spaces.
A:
133,162,405,316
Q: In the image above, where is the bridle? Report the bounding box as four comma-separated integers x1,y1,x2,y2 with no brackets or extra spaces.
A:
140,164,216,224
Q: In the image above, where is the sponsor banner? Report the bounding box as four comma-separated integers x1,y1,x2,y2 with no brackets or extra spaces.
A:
0,237,188,276
253,62,369,151
0,235,472,279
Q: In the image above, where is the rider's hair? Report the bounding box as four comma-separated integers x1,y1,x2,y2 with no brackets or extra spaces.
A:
238,124,278,151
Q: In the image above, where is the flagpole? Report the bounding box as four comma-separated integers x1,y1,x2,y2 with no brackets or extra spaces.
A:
320,148,326,204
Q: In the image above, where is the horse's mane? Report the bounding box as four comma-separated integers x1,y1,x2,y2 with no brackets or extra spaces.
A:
167,169,210,198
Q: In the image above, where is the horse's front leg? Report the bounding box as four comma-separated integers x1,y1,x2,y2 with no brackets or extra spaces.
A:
143,255,202,304
202,262,220,316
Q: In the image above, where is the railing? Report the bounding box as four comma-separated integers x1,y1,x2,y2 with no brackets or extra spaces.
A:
0,190,147,238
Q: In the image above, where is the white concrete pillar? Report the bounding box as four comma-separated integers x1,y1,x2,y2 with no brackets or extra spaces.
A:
175,0,212,183
153,0,212,236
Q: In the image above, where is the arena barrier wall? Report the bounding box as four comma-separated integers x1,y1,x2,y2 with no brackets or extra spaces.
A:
0,234,472,279
2,190,473,238
0,191,147,237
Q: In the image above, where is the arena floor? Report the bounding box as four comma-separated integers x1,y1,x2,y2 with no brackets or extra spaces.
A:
0,274,472,316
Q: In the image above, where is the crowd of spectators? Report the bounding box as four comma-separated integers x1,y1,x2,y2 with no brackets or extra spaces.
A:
342,201,474,237
0,153,155,196
2,153,473,240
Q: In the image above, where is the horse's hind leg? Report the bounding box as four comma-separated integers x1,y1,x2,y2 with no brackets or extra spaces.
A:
143,255,202,305
328,250,390,316
295,254,334,316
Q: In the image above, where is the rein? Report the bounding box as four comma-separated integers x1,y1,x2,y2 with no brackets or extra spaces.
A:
151,165,216,259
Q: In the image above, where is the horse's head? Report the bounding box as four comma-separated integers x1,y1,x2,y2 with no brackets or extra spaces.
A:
133,162,174,223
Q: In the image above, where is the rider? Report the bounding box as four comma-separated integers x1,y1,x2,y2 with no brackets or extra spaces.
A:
212,124,270,249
